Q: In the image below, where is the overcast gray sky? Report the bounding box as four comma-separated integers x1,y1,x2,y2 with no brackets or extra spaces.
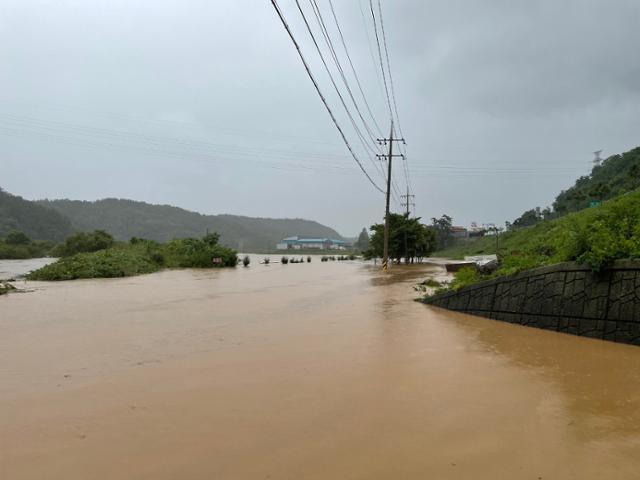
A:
1,0,639,236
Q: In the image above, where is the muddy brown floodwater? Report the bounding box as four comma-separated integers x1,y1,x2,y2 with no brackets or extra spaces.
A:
2,258,640,479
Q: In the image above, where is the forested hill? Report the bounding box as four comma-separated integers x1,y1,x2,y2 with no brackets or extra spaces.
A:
38,198,344,250
0,189,73,241
510,145,640,228
553,146,640,214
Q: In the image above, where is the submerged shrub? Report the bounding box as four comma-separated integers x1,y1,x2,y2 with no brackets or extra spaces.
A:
281,256,289,264
52,230,115,257
162,236,237,268
242,255,251,267
27,247,161,281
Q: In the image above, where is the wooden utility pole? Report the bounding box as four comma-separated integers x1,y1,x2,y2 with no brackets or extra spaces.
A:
401,185,415,264
377,122,405,272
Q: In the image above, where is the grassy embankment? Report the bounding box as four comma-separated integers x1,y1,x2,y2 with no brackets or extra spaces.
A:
434,189,640,290
27,236,238,281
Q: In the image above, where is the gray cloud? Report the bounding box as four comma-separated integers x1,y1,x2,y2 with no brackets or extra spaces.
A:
1,0,639,235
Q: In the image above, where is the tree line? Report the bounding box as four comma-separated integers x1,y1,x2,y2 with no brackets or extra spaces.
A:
357,213,455,263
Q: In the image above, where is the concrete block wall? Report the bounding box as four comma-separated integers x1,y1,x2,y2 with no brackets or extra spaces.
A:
422,260,640,346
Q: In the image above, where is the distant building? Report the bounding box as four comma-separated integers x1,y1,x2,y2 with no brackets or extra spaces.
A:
450,226,469,239
276,236,348,250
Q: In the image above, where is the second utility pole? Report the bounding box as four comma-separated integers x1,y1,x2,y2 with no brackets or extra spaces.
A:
382,121,393,272
401,186,415,264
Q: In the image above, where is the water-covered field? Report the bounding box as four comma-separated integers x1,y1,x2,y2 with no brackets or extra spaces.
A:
2,257,640,479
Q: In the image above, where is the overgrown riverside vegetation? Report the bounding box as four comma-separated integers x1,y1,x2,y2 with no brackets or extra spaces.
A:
27,232,238,281
437,189,640,291
0,230,54,259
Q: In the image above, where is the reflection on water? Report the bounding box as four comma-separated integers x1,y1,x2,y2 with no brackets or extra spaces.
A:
2,257,640,479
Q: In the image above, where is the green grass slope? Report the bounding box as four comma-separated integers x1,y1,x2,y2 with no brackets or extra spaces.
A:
437,189,640,277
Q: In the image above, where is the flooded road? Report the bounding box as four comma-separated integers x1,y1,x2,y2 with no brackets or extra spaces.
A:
2,258,640,479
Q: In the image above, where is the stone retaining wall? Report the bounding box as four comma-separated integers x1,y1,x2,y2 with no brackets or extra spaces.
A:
421,260,640,346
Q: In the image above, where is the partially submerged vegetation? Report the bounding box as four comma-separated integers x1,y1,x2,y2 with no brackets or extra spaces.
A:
27,232,237,281
0,231,54,259
0,281,17,295
435,189,640,292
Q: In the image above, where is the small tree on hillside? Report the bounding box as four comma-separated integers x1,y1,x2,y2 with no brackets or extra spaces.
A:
431,214,453,250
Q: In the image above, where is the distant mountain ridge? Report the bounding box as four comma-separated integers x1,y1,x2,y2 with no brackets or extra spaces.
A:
37,198,344,250
0,189,73,241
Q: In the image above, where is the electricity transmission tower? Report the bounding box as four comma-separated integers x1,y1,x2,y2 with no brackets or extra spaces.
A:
376,121,405,272
593,150,603,166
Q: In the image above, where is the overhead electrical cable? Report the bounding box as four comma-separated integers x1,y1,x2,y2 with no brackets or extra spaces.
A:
304,0,386,184
269,0,384,193
292,0,385,185
367,0,394,123
376,0,405,140
308,0,379,144
326,0,383,137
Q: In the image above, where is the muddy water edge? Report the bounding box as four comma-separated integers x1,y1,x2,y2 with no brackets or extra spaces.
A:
1,257,640,479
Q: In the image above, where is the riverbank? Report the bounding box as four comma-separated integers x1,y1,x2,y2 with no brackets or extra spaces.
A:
3,261,640,479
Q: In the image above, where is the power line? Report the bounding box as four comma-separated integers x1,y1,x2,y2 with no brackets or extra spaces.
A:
327,0,383,137
366,0,412,203
374,0,412,199
376,0,405,140
302,0,387,185
292,0,386,186
308,0,380,144
367,0,394,123
269,0,384,193
357,0,386,100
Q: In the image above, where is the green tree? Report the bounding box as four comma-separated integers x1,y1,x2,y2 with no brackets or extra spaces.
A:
52,230,115,257
202,232,220,246
4,230,30,245
355,227,369,251
511,208,543,230
365,214,436,263
431,214,453,250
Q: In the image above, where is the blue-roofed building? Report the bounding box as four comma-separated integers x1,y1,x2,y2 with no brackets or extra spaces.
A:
276,236,348,250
